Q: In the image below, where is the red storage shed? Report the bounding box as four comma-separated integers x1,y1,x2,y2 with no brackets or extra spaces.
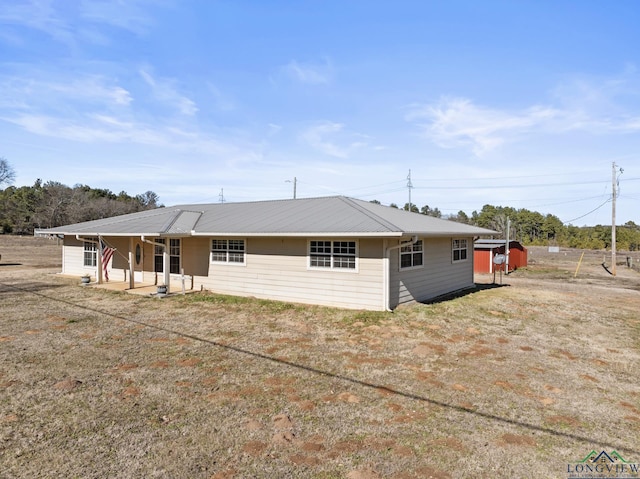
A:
474,239,528,274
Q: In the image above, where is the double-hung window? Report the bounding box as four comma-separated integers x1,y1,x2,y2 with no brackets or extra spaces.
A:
83,241,97,267
452,238,468,262
400,240,423,269
309,240,357,270
211,239,245,264
154,238,181,274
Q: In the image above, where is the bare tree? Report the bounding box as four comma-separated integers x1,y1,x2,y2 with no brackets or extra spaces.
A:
0,158,16,187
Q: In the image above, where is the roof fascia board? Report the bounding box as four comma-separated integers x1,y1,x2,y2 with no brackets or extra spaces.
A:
190,232,404,238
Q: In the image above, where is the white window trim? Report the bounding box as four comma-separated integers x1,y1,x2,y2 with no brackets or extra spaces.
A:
308,239,359,273
210,238,247,266
399,239,424,271
83,240,97,268
452,238,469,263
154,238,183,274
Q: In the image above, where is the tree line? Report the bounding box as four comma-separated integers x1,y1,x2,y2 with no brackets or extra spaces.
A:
1,157,638,250
1,181,161,235
385,201,640,251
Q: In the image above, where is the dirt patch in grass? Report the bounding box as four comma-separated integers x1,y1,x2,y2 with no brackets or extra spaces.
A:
1,237,639,478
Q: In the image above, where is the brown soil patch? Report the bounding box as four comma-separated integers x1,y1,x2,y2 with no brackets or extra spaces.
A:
413,342,446,355
177,357,201,367
546,415,581,427
620,402,640,415
347,468,381,479
556,350,578,360
242,441,267,456
53,378,82,392
211,469,236,479
497,433,537,447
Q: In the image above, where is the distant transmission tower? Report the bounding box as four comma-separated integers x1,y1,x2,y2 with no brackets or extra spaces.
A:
407,169,413,211
219,188,225,203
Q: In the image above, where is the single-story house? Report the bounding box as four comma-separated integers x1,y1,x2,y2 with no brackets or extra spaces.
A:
36,196,496,311
473,239,528,274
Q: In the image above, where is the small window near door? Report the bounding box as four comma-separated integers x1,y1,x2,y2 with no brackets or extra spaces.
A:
155,239,181,273
83,241,97,267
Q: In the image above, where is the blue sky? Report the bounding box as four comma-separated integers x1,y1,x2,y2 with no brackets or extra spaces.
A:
1,0,639,225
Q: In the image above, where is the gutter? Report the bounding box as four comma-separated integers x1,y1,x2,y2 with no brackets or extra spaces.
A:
383,235,419,312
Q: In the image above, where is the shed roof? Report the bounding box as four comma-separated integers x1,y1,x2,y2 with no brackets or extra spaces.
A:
37,196,497,238
474,239,525,249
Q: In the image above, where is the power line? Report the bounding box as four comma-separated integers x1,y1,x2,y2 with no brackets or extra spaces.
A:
562,198,611,224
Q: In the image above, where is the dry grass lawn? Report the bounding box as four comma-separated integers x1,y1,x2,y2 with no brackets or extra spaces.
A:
1,236,639,478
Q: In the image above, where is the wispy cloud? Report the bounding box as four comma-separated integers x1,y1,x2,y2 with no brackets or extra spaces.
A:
0,72,132,110
0,0,165,49
139,68,198,116
408,71,640,156
300,121,369,159
282,59,333,85
207,83,235,111
79,0,159,36
0,0,74,45
407,97,560,155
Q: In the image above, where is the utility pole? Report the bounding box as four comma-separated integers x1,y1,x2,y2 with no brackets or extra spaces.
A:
219,188,225,203
611,162,623,276
612,162,616,276
505,217,511,273
407,170,413,212
286,177,297,199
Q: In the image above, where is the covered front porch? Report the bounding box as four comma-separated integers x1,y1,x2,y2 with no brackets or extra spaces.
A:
82,276,197,297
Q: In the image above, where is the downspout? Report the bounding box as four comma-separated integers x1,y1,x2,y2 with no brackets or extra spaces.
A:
383,235,419,312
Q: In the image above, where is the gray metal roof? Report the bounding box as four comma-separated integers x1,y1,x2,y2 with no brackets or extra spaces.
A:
474,239,506,249
36,196,497,238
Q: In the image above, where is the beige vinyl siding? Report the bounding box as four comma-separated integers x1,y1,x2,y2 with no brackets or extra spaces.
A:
197,237,385,310
61,236,93,276
61,236,134,280
389,236,475,308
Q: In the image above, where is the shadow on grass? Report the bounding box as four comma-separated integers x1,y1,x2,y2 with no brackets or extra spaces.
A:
421,282,509,305
2,278,637,458
0,280,66,294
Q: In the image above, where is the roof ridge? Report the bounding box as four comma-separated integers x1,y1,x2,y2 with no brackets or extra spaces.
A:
339,197,401,232
172,195,345,209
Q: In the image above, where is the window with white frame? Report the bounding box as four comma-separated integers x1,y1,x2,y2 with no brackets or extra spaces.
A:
211,239,245,264
400,240,423,269
309,240,357,270
452,238,468,262
83,241,97,267
154,238,181,274
169,239,181,273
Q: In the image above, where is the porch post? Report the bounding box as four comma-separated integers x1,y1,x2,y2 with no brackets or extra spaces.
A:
163,244,170,293
97,236,103,284
128,237,134,289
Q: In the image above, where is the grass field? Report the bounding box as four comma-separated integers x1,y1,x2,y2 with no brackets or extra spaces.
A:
1,236,639,478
